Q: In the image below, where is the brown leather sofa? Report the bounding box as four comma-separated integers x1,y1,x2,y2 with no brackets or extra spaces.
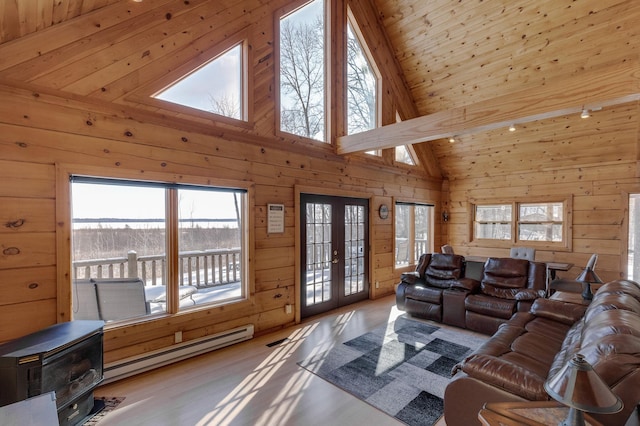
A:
395,253,479,324
396,256,546,333
464,257,547,335
444,279,640,426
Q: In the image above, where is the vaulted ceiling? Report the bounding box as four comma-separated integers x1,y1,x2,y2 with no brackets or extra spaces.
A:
0,0,637,179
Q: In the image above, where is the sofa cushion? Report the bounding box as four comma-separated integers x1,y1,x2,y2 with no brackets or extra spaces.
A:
465,294,516,319
480,258,531,300
424,253,464,289
584,293,640,323
458,353,549,400
404,284,442,304
529,297,588,325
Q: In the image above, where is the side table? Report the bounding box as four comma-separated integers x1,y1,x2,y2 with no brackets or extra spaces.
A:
478,401,604,426
549,290,591,306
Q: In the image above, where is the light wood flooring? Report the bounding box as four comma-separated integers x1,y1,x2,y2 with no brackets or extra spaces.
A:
95,295,447,425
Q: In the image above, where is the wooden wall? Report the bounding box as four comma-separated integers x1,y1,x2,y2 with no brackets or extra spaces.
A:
431,101,640,283
0,0,441,362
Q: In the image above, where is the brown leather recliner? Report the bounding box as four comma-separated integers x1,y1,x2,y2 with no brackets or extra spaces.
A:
464,257,547,335
396,253,479,323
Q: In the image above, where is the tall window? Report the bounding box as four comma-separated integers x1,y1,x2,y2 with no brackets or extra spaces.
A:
153,42,245,120
71,178,247,323
279,0,326,141
395,202,433,267
346,17,378,135
473,200,567,246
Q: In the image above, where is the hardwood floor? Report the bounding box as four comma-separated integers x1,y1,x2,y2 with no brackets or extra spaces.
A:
94,296,446,425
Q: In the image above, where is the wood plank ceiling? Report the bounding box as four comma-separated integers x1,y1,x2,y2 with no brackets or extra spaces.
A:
0,0,637,179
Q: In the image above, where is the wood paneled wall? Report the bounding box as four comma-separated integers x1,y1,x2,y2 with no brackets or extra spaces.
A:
0,0,441,362
432,101,640,282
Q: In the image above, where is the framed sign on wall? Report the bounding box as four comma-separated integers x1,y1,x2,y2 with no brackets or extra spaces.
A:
267,204,285,233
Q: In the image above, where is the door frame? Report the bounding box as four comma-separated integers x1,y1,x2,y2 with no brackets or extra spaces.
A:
294,185,375,323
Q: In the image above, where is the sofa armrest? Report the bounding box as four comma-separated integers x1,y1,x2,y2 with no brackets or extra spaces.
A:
450,277,480,292
530,298,587,325
459,353,548,400
514,288,546,301
400,271,421,285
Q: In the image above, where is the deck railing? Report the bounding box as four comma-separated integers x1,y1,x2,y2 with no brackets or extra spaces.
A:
73,249,241,288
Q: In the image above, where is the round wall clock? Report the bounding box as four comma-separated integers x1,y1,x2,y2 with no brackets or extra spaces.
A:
378,204,389,219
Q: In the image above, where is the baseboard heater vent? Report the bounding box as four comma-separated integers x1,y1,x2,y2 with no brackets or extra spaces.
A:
103,324,254,384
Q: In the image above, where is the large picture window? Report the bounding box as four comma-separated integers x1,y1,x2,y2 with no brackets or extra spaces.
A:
394,202,434,268
472,199,569,248
70,177,248,323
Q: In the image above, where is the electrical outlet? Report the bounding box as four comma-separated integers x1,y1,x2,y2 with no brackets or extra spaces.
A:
375,281,380,288
174,331,183,344
285,304,292,314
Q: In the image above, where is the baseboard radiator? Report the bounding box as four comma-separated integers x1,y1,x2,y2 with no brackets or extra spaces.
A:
103,324,254,383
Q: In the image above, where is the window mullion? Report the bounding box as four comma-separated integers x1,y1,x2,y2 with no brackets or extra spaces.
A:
166,188,180,313
409,206,416,263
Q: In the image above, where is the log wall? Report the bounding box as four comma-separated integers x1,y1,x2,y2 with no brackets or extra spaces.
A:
432,101,640,283
0,0,440,363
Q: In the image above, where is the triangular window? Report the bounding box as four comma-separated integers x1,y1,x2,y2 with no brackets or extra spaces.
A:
395,146,416,165
153,43,244,121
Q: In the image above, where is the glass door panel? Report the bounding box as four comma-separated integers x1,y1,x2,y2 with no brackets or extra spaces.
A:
300,194,368,318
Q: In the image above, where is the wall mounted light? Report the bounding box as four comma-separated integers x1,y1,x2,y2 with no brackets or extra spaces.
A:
581,109,590,119
508,124,516,132
442,211,449,222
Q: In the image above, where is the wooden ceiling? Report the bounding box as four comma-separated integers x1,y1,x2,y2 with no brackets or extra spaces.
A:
0,0,120,44
0,0,637,179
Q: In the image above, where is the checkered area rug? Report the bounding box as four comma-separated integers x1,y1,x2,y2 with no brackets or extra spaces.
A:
298,316,487,426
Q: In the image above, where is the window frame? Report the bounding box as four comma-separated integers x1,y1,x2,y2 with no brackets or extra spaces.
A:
126,28,252,128
469,196,572,251
275,0,329,144
393,199,435,271
56,163,254,325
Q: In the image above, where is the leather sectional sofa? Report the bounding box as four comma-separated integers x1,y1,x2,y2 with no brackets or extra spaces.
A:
396,254,547,334
443,279,640,425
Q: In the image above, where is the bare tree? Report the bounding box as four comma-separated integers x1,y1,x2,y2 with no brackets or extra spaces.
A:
208,92,241,119
279,17,325,140
279,10,377,139
346,23,376,135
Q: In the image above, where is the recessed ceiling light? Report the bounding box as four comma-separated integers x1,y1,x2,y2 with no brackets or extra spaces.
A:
508,124,516,132
581,109,590,119
448,137,456,143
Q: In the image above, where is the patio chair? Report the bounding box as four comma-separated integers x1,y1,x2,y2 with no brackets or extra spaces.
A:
72,279,100,320
93,278,150,321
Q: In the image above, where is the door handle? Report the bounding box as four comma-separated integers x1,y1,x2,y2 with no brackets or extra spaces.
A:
332,258,339,264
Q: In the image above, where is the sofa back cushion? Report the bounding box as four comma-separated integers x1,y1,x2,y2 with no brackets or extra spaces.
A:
549,280,640,394
481,257,529,299
424,253,464,289
415,253,432,278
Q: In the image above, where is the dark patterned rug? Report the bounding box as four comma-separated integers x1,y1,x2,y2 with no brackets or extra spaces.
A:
298,316,487,426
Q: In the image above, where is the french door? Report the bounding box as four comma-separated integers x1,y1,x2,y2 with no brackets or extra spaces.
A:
300,194,369,318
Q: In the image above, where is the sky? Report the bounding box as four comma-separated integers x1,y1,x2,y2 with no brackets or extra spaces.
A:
154,45,241,116
72,183,241,228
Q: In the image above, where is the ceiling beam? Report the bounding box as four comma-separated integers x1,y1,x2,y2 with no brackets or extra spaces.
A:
337,61,640,154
